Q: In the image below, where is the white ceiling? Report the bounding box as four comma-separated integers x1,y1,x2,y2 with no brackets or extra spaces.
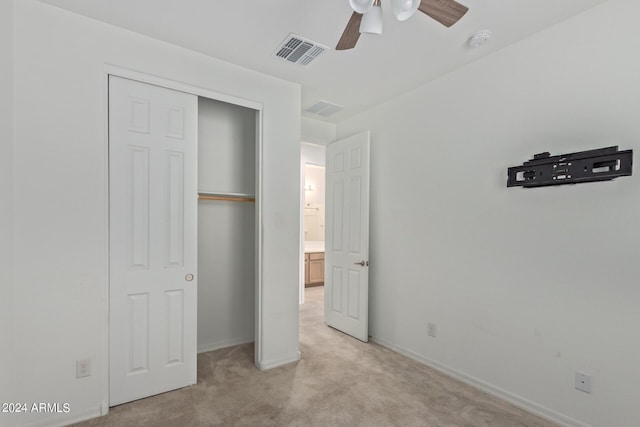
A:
39,0,607,123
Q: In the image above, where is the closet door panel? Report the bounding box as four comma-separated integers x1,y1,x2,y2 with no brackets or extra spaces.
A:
110,76,198,406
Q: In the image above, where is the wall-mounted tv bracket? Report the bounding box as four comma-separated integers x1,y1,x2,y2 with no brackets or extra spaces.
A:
507,146,632,188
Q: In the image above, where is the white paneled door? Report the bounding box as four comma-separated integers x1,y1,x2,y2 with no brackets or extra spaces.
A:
325,131,370,342
109,76,198,405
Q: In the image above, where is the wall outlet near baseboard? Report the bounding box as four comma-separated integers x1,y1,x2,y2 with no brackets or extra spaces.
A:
427,322,437,338
76,358,91,378
575,370,591,393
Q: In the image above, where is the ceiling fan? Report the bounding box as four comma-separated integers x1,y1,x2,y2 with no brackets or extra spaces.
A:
336,0,469,50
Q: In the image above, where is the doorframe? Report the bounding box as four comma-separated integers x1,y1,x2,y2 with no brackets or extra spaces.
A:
102,64,264,410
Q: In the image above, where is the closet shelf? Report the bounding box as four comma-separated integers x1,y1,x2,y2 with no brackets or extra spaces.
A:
198,192,255,203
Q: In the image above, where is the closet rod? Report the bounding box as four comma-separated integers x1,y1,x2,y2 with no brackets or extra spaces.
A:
198,193,255,203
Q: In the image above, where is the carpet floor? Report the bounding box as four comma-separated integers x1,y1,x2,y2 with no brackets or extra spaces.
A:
75,286,556,426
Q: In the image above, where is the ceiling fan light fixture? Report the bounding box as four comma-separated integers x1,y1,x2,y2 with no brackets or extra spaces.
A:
349,0,374,14
336,0,470,50
359,1,383,35
391,0,420,21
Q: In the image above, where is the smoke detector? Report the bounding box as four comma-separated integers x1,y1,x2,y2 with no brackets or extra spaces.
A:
468,30,492,48
274,33,327,67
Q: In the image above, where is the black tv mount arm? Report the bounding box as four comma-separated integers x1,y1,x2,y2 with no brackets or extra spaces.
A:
507,146,633,188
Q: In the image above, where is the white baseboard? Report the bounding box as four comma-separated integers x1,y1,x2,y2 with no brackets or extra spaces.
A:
370,336,590,427
197,336,254,354
256,351,300,371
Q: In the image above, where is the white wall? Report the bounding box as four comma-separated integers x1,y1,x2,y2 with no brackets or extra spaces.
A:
198,98,256,352
301,116,336,145
337,1,640,425
301,142,326,166
303,165,325,206
198,98,256,195
303,164,325,242
11,1,300,425
198,201,255,352
0,0,15,423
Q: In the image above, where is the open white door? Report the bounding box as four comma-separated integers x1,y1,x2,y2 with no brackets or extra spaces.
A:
109,76,198,405
325,131,370,342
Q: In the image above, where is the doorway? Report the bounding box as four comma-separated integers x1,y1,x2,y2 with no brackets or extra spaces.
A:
303,163,326,284
300,143,327,305
301,132,371,343
197,97,257,354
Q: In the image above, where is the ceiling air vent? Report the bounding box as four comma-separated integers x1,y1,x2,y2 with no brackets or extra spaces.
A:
274,33,327,67
305,100,345,117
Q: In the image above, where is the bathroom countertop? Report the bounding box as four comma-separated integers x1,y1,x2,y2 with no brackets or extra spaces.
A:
304,241,325,253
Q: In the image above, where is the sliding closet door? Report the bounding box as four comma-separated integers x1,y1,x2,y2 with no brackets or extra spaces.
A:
109,76,198,405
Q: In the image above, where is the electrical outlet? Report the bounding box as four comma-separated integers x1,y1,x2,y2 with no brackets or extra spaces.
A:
76,358,91,378
427,322,437,338
575,370,591,393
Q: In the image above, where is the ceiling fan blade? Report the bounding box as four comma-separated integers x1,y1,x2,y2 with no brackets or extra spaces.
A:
336,12,363,50
418,0,469,27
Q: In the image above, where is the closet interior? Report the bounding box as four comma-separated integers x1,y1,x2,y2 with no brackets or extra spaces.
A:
197,97,257,353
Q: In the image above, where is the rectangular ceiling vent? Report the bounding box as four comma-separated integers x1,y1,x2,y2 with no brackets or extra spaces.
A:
274,33,327,67
305,100,345,117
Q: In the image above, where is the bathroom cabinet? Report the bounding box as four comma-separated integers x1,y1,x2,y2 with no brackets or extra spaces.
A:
304,252,324,287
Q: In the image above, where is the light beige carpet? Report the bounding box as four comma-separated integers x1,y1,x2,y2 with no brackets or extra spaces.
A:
76,286,556,426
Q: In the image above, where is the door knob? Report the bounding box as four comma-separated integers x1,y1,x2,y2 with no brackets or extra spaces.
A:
185,273,194,282
354,260,366,266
